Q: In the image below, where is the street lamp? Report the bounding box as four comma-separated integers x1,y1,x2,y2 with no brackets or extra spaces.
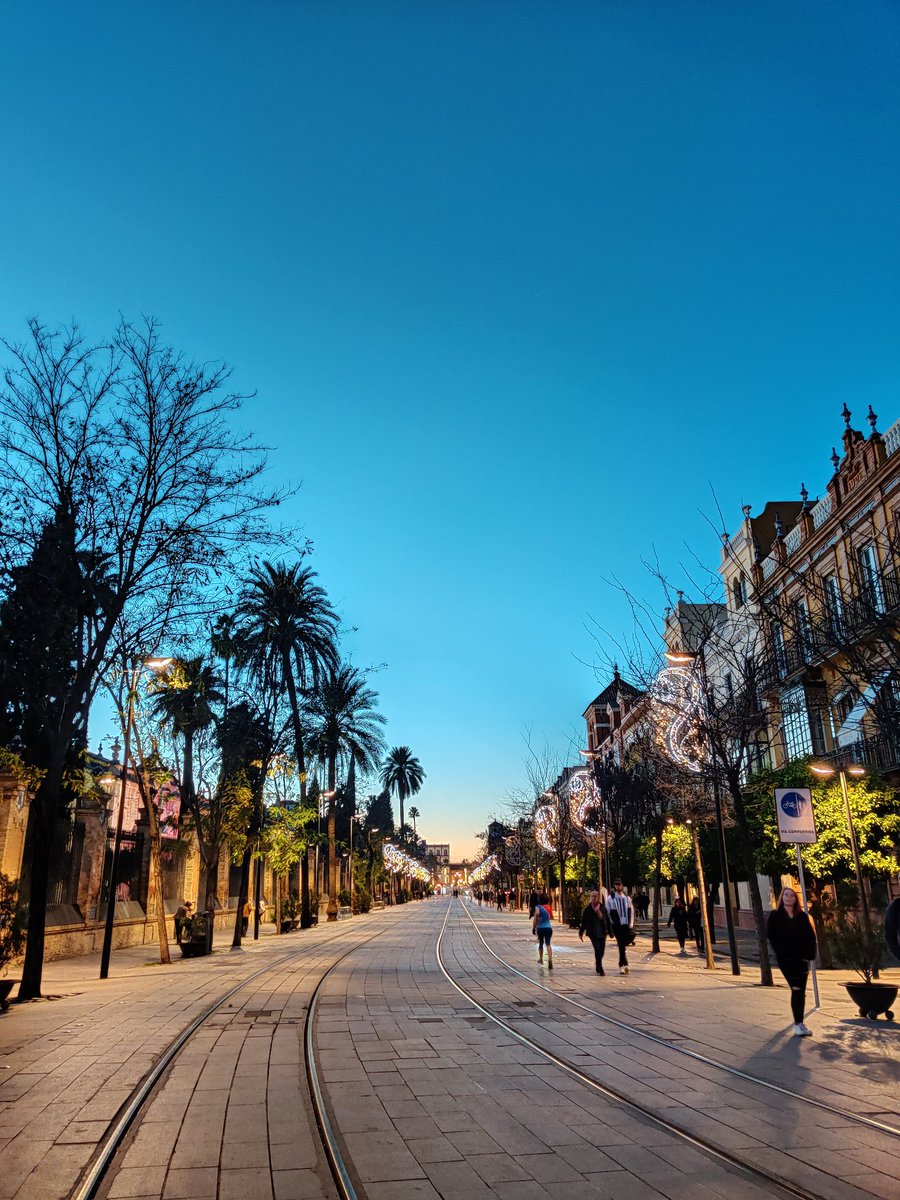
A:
809,761,872,945
663,647,741,976
100,655,172,980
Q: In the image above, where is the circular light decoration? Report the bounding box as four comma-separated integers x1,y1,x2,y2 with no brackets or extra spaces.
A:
503,833,522,868
650,665,707,774
533,804,559,854
468,851,500,883
568,771,605,845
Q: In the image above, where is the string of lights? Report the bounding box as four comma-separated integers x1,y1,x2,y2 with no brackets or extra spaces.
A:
650,664,706,774
468,851,500,883
381,843,431,882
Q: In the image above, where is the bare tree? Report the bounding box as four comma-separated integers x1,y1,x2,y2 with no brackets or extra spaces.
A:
0,318,287,998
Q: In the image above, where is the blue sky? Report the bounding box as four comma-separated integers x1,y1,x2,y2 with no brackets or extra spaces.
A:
2,2,899,857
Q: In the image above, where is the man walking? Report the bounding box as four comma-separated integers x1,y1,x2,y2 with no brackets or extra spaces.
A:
606,880,634,975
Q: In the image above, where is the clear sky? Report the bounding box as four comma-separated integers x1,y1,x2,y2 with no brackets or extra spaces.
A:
1,2,899,859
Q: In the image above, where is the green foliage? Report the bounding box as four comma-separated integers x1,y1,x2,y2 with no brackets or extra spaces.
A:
338,888,351,907
824,914,885,983
263,803,316,874
0,875,26,973
353,887,372,914
743,764,900,881
637,825,693,883
219,773,255,863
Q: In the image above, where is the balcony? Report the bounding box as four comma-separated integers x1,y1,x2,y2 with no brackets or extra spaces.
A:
819,729,900,776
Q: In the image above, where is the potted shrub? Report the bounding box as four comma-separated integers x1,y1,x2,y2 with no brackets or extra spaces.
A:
352,887,372,915
826,914,896,1020
338,888,351,909
0,875,26,1009
280,892,300,933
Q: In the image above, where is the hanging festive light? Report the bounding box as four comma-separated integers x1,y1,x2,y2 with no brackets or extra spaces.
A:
381,843,431,882
568,770,605,846
503,833,522,867
468,851,500,883
650,665,707,774
533,803,559,854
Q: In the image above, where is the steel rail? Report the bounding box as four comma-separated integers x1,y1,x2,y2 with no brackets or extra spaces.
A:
460,900,900,1140
70,920,380,1200
437,901,828,1200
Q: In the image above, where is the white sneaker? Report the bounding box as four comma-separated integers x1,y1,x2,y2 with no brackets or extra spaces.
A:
619,968,626,975
794,1023,812,1037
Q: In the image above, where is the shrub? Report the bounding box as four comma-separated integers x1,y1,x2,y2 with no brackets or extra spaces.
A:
353,888,372,915
824,913,885,983
0,875,26,975
338,889,351,907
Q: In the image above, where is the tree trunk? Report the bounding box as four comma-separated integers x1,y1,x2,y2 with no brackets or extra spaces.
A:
18,758,64,1000
143,790,171,965
204,848,220,919
327,755,338,921
651,823,663,954
282,650,313,929
232,846,251,948
274,870,282,933
728,775,774,986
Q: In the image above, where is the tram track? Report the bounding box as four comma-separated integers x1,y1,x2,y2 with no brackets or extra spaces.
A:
70,918,381,1200
437,899,890,1200
459,898,900,1140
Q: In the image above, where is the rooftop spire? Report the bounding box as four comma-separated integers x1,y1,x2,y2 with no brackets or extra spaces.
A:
867,404,878,433
842,403,852,428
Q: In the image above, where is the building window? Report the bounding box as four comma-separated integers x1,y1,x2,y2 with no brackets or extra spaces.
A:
823,573,843,635
857,543,885,612
731,576,747,610
795,598,813,660
771,622,787,678
781,684,814,761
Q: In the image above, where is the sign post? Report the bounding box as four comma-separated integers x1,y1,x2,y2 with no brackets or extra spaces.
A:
774,788,819,1011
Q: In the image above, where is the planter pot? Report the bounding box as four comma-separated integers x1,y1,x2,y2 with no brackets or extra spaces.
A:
844,981,897,1020
179,941,209,958
0,980,15,1011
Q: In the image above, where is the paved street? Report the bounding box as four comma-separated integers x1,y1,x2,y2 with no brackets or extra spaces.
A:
1,898,898,1200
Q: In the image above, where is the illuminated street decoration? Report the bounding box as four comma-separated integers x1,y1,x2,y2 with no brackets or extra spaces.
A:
503,833,521,867
381,843,431,882
650,665,706,774
533,804,559,854
568,770,605,846
468,851,500,883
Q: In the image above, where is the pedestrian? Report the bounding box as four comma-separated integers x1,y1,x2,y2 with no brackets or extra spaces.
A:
667,896,689,954
687,896,704,952
174,899,193,944
497,889,505,912
606,880,635,975
633,889,644,920
579,889,610,975
767,886,817,1037
532,892,554,970
706,888,717,943
242,899,251,936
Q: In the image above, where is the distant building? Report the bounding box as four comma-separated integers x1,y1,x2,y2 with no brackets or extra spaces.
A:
425,843,450,864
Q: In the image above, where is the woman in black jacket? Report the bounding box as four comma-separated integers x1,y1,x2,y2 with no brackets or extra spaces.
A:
767,886,817,1037
667,897,690,954
579,890,610,975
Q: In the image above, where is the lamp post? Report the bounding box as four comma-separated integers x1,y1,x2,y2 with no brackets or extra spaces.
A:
348,810,366,913
664,649,741,976
100,655,171,980
810,761,872,944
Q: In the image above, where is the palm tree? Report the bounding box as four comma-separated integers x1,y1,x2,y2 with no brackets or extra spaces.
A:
150,656,224,917
408,806,421,836
307,663,385,919
234,560,338,927
380,747,425,848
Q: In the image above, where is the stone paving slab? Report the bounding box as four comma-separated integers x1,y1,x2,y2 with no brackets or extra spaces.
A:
0,905,412,1200
450,900,900,1200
